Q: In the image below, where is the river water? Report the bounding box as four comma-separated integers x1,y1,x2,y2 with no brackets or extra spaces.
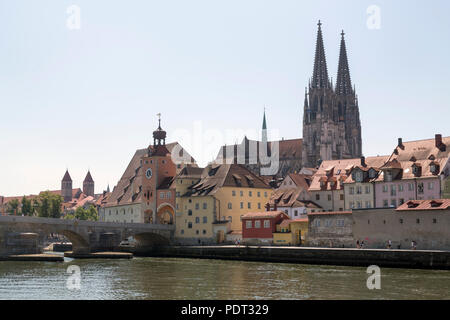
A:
0,256,448,300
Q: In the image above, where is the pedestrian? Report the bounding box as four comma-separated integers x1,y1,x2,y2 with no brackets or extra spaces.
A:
387,239,392,249
356,240,360,249
360,240,364,249
412,240,417,250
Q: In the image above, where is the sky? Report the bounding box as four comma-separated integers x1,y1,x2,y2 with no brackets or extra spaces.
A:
0,0,449,196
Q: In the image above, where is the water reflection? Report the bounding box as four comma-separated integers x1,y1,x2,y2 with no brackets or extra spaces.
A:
0,258,448,300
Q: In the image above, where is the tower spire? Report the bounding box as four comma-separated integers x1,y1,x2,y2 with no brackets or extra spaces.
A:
312,20,330,89
336,30,353,95
262,107,268,143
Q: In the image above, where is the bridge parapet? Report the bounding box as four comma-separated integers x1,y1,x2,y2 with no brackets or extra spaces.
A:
0,216,175,256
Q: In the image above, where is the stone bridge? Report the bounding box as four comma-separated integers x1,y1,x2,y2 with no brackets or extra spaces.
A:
0,215,175,255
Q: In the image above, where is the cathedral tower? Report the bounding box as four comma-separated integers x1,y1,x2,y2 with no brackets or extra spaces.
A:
83,171,95,197
61,170,73,202
302,22,362,168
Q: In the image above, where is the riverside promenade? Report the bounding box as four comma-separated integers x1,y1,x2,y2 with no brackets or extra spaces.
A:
141,245,450,270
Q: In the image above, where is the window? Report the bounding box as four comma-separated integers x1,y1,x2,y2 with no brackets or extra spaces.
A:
196,230,199,235
417,182,424,194
390,185,397,196
228,216,232,222
383,200,389,207
203,203,207,209
249,191,252,197
399,184,404,192
391,199,397,207
257,192,261,197
248,202,251,209
416,219,420,224
188,222,193,229
176,192,180,197
258,203,261,209
357,201,362,209
408,183,414,191
203,216,207,223
240,191,243,197
316,194,320,201
195,203,199,210
264,192,268,197
188,210,192,216
365,186,370,194
264,220,270,228
195,217,200,223
433,218,437,224
399,219,403,224
181,229,184,234
203,230,206,235
294,210,298,217
246,220,252,229
328,194,332,201
255,220,261,228
350,201,355,209
428,182,434,190
357,186,362,194
365,201,371,208
228,203,232,209
160,193,164,199
240,202,244,209
232,190,236,196
383,185,388,193
349,187,354,195
340,194,344,201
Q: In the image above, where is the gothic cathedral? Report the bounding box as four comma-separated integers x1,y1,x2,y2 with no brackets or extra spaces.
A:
302,21,362,168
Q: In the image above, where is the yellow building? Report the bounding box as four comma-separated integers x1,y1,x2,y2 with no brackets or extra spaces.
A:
174,164,272,244
273,218,309,246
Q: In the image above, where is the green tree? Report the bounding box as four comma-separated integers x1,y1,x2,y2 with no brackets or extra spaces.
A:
65,205,98,221
21,196,33,216
7,199,20,215
36,191,62,218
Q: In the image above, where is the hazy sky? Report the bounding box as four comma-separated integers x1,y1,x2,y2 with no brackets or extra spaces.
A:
1,0,449,196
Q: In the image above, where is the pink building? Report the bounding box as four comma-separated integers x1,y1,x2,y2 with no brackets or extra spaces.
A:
374,135,450,208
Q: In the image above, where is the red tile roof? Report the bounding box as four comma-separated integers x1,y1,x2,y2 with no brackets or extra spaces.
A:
308,211,352,216
241,211,288,220
396,199,450,211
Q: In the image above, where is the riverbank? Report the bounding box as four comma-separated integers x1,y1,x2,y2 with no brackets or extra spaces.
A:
0,253,64,262
64,251,133,259
138,245,450,270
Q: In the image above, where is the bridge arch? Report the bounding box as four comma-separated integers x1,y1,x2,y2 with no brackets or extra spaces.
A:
156,203,175,225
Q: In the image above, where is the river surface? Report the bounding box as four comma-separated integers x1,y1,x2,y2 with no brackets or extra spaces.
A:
0,256,448,300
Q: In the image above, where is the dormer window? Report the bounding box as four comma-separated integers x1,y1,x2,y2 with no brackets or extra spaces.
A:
430,162,439,175
412,163,422,177
355,170,364,183
368,168,377,179
384,170,393,182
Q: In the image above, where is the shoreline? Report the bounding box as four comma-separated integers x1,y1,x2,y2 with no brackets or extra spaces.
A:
133,245,450,270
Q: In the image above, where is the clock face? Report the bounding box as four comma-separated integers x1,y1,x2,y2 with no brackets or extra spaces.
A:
145,168,153,179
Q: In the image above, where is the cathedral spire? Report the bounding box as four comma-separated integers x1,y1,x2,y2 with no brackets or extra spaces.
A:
311,20,330,89
336,30,353,95
262,107,268,143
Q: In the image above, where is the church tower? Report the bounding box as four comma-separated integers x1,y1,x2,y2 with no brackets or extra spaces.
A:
302,21,362,168
61,170,73,202
83,171,95,197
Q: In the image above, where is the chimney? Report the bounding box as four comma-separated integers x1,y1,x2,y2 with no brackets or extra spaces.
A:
265,203,270,212
273,202,278,211
398,138,404,149
435,134,445,151
360,156,366,167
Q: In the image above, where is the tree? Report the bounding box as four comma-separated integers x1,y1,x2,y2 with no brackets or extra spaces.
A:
21,196,33,216
65,205,98,221
7,199,20,215
36,191,63,218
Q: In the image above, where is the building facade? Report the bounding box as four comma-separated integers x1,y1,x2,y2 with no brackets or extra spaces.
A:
241,210,289,245
307,211,354,247
374,135,450,208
